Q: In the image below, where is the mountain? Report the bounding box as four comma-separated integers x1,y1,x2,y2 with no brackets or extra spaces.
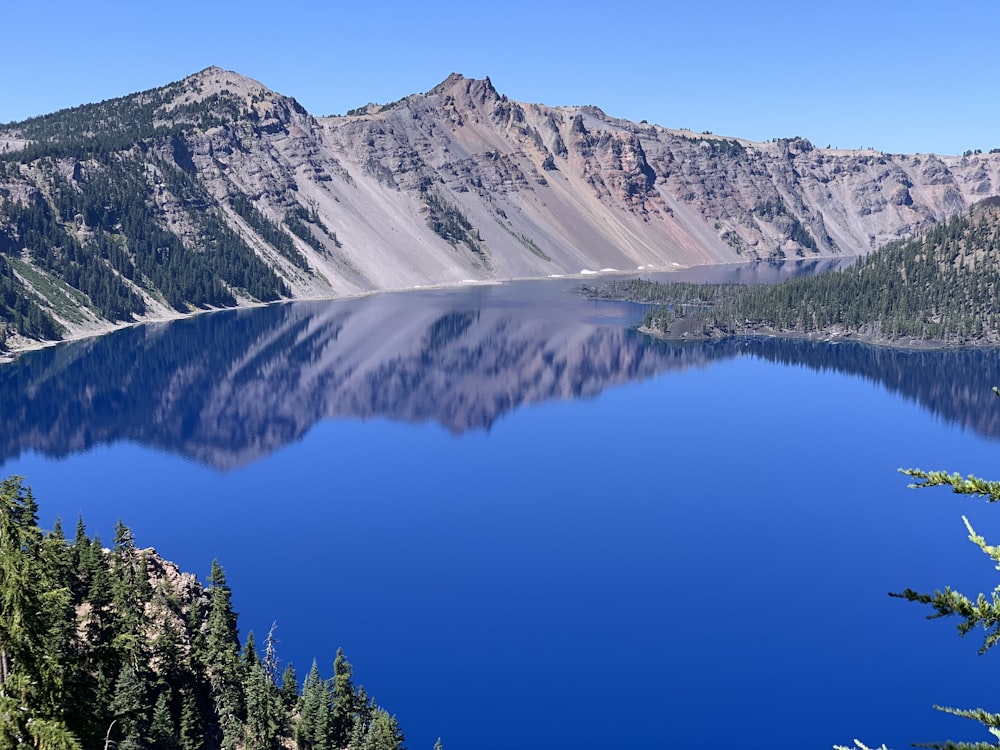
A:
1,66,998,352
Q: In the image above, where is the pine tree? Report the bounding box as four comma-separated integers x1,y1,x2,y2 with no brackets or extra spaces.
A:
206,560,245,750
0,477,61,743
179,689,203,750
150,688,180,750
279,663,299,713
110,520,147,671
23,717,82,750
330,647,356,748
109,661,150,749
244,652,281,750
295,660,330,750
349,707,405,750
243,630,259,671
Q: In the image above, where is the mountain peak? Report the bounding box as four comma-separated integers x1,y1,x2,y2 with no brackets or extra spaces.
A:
426,72,498,100
179,66,273,100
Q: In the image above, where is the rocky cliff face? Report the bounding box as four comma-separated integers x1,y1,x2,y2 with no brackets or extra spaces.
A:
1,66,998,347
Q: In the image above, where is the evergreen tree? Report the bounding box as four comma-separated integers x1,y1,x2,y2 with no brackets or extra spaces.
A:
295,660,331,750
206,559,245,750
330,647,356,748
178,689,203,750
279,663,299,713
243,630,260,671
109,661,150,749
150,688,180,750
110,520,147,670
244,653,281,750
0,477,64,744
349,707,405,750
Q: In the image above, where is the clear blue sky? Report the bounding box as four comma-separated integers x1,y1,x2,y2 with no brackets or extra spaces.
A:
4,0,998,155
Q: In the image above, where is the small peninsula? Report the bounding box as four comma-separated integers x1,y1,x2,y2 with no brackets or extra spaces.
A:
583,198,1000,349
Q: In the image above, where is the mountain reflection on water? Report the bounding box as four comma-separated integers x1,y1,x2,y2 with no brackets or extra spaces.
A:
1,274,997,470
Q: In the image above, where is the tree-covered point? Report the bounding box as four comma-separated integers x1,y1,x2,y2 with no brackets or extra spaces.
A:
590,199,1000,346
0,477,407,750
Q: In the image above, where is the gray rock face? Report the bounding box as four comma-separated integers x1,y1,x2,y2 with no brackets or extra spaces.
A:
1,66,998,345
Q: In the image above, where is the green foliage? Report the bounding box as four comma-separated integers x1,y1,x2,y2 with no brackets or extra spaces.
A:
512,232,550,261
330,648,356,748
284,208,328,257
152,162,290,305
292,651,404,750
295,661,331,750
228,192,309,271
0,153,292,339
349,706,405,750
206,560,245,750
242,632,282,750
420,186,488,262
841,389,1000,749
674,133,747,157
1,477,78,748
0,254,61,341
0,186,140,324
377,99,405,114
0,478,410,750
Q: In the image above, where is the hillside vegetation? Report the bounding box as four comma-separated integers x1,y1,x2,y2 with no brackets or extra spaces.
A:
0,477,405,750
588,199,1000,346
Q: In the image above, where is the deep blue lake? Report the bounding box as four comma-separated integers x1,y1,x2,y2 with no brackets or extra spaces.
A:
3,261,1000,750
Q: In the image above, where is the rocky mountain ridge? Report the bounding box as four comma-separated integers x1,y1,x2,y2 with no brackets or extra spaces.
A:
1,66,998,351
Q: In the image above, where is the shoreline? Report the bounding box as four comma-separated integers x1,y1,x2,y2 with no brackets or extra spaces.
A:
0,265,676,364
636,323,1000,352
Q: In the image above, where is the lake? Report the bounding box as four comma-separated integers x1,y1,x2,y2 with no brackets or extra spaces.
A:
2,261,999,750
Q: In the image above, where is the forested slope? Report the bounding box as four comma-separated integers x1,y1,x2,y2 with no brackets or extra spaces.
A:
592,198,1000,346
0,477,405,750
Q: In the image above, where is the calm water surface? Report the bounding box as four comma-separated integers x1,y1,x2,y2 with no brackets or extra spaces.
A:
2,263,999,750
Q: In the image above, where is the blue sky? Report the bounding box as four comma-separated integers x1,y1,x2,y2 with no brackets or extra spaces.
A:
4,0,998,155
